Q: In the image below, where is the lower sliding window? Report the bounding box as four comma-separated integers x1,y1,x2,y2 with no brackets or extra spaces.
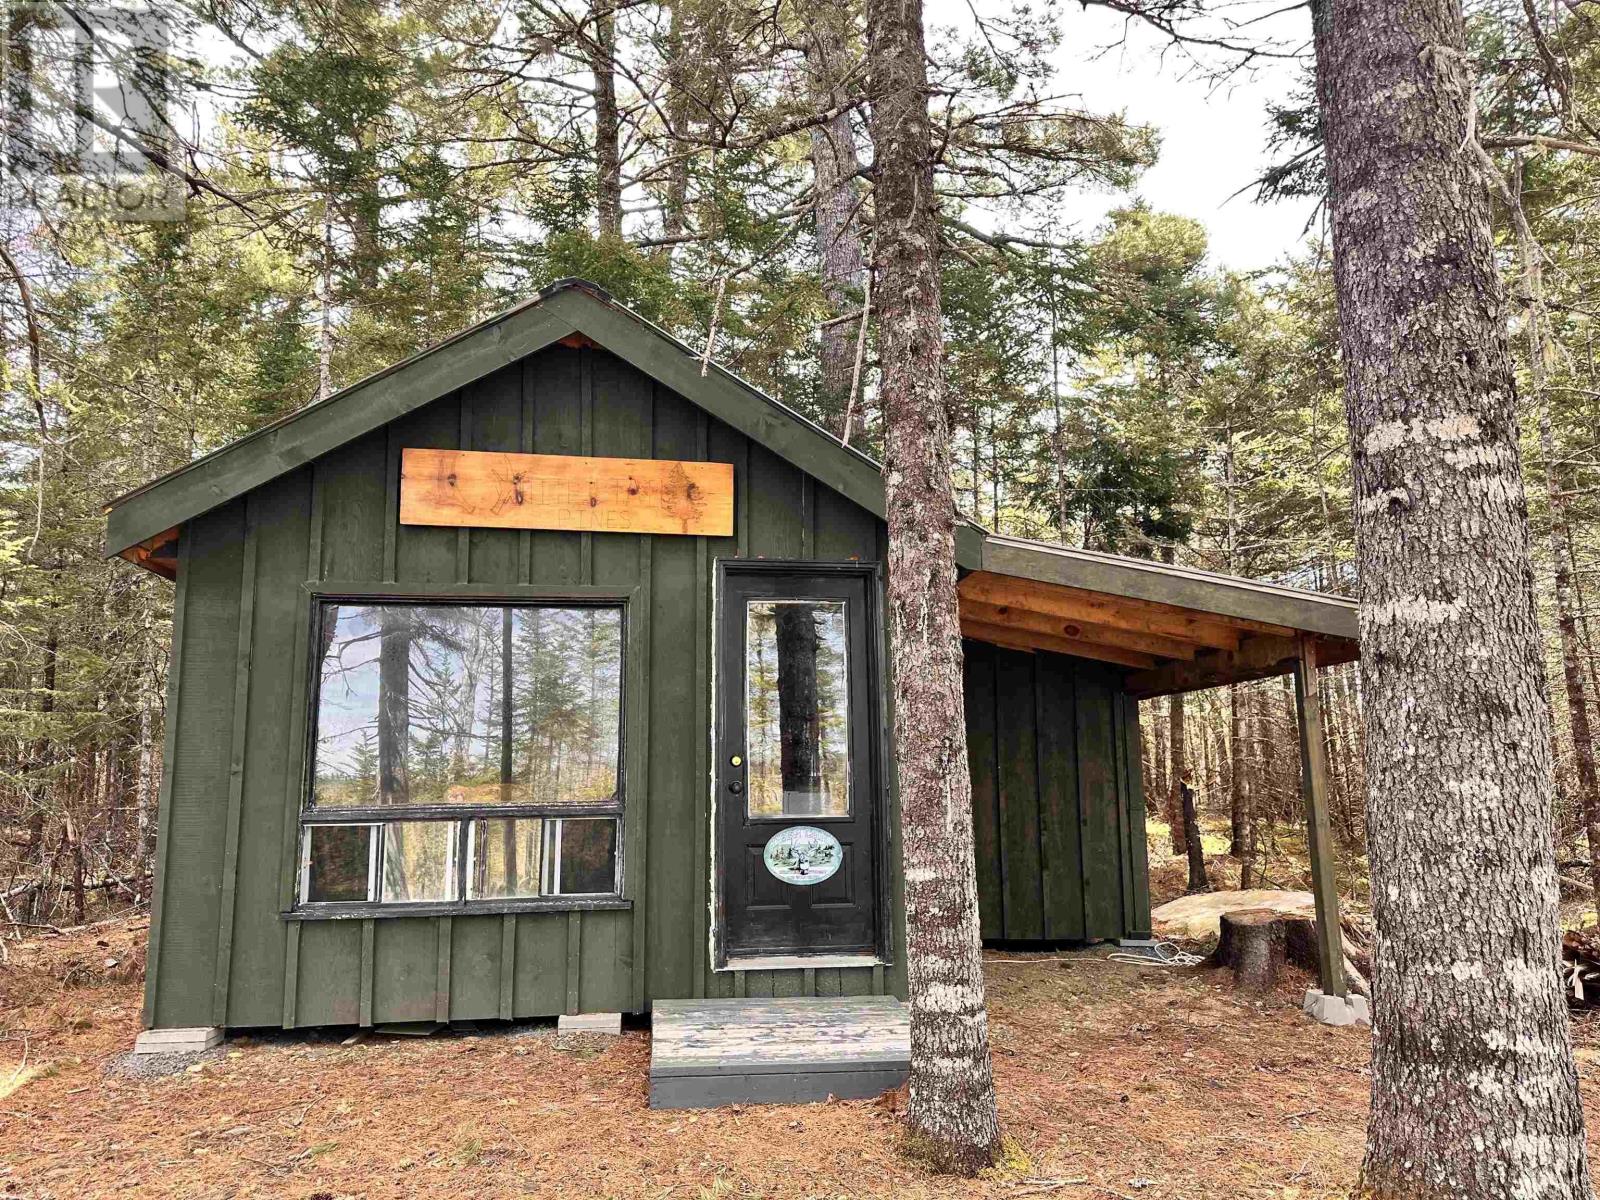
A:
296,601,624,910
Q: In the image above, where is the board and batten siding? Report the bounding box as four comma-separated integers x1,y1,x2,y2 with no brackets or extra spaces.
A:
144,344,906,1031
963,639,1153,943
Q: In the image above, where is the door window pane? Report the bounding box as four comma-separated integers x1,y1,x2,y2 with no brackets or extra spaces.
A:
543,818,618,895
745,600,850,818
509,607,622,808
468,818,542,900
313,604,503,807
380,821,459,903
302,824,375,903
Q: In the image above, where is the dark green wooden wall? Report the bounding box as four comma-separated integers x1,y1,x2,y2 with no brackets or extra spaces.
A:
143,344,907,1031
963,639,1153,943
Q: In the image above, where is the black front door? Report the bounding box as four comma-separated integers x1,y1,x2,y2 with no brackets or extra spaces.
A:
716,562,884,963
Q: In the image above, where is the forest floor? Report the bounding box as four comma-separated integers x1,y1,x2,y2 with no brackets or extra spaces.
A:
11,916,1600,1200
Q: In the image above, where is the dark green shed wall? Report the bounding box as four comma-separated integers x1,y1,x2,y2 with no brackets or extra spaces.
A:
964,640,1152,943
141,340,1152,1033
144,344,905,1031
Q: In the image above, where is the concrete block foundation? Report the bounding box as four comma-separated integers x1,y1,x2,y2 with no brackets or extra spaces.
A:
1303,989,1371,1028
558,1012,622,1035
133,1026,223,1055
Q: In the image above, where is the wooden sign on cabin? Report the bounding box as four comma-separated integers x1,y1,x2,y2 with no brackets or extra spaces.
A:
399,447,734,536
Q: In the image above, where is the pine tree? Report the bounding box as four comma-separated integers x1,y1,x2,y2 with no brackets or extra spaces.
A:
866,0,1001,1173
1313,0,1593,1191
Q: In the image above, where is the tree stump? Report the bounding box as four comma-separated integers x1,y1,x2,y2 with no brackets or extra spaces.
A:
1210,908,1286,991
1281,914,1322,977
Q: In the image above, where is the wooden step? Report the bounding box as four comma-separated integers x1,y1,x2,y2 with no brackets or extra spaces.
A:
649,996,910,1109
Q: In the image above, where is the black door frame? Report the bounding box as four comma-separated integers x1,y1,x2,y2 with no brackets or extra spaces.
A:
711,558,893,968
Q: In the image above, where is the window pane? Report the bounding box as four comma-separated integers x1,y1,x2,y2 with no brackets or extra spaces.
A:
313,604,504,808
544,818,618,895
510,608,622,808
468,818,542,900
745,600,850,818
380,821,459,902
303,824,374,903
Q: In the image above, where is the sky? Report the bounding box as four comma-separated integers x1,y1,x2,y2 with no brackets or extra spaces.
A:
927,0,1325,273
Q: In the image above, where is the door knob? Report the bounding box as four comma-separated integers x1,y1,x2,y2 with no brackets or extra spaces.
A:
728,780,744,795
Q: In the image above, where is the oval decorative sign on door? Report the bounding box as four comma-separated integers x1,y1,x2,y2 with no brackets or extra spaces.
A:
762,826,843,886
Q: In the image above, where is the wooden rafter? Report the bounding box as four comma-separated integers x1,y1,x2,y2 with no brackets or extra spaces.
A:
958,571,1254,651
959,618,1158,669
1122,633,1359,699
118,525,180,580
959,597,1199,661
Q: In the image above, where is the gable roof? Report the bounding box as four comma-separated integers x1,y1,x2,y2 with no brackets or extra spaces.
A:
104,278,890,560
105,276,1360,664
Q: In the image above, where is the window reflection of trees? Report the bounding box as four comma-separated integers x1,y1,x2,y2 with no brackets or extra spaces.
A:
746,601,850,818
511,608,622,808
381,820,458,902
313,604,621,810
301,601,623,907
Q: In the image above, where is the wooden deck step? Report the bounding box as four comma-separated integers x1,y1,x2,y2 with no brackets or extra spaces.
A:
649,996,910,1109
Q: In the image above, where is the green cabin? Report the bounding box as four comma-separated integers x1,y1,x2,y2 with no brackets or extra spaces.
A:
106,280,1360,1041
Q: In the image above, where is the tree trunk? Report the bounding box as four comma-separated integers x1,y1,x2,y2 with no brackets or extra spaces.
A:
1181,778,1208,893
590,0,623,239
317,202,335,402
1312,0,1593,1191
866,0,1000,1172
1239,688,1261,889
1207,695,1225,810
1280,913,1323,976
1569,537,1600,735
659,2,692,252
1229,683,1248,863
1502,159,1600,920
1336,662,1365,843
377,609,412,804
1140,714,1158,815
1166,691,1187,856
804,11,866,433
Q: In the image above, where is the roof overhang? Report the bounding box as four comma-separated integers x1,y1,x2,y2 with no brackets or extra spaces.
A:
958,536,1359,696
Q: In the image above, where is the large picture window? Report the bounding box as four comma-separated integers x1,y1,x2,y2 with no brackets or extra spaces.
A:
297,600,624,910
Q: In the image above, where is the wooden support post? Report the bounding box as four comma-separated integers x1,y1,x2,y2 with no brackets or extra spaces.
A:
1293,636,1346,997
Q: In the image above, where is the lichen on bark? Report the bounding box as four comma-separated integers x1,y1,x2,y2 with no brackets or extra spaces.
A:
1312,0,1594,1192
866,0,1001,1175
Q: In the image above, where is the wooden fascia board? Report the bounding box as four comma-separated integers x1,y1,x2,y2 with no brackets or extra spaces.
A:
954,522,986,571
981,538,1359,641
104,300,583,556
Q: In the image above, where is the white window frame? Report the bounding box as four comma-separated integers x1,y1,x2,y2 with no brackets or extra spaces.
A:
298,822,380,906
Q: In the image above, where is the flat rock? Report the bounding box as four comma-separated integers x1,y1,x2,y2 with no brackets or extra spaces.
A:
1152,889,1315,941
